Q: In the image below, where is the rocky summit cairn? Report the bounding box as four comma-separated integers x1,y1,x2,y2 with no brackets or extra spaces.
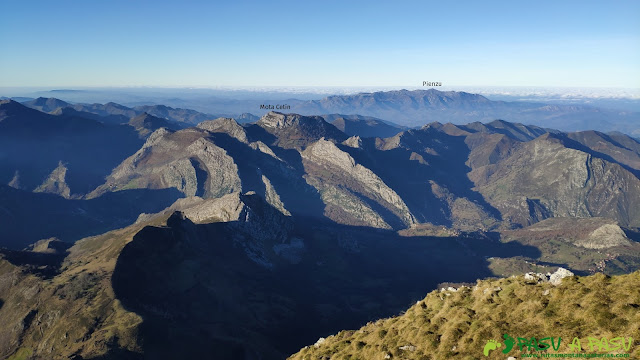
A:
524,267,575,285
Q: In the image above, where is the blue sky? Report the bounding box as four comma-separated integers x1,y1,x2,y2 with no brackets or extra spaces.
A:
1,0,638,88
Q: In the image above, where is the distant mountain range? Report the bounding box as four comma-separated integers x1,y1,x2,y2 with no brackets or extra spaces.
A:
20,97,221,127
8,88,640,136
1,94,639,359
287,89,640,135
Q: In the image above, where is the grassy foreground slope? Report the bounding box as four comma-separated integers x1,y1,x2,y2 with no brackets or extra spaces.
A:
289,271,640,359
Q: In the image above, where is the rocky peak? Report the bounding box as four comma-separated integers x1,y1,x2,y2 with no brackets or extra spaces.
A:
258,112,313,129
197,117,248,143
176,193,246,224
304,138,356,171
8,170,21,189
34,161,71,198
342,135,362,148
256,112,347,149
142,127,173,148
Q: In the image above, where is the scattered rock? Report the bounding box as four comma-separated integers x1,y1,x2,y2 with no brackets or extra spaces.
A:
524,272,549,283
313,337,326,348
399,345,416,351
549,267,574,286
483,286,501,295
523,267,574,286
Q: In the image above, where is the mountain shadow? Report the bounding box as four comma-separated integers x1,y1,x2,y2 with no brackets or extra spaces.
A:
111,208,539,359
81,348,142,360
208,131,327,218
0,186,183,249
0,247,69,279
341,129,502,227
0,100,145,195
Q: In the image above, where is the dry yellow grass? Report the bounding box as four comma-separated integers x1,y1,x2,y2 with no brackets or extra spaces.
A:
289,271,640,360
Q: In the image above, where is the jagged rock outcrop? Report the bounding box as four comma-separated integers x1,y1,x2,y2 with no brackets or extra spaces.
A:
342,135,363,148
524,267,575,285
7,171,20,189
197,117,248,143
89,128,241,199
312,183,392,229
262,175,291,216
176,193,247,224
302,138,415,229
34,161,71,198
249,141,281,160
133,191,294,267
256,112,347,149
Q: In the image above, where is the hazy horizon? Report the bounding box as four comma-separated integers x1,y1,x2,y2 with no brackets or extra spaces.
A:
3,85,639,98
